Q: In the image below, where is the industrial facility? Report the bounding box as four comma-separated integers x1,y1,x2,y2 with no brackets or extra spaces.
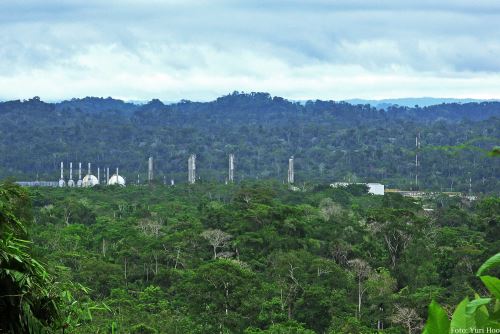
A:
16,154,238,188
15,154,395,197
23,162,127,187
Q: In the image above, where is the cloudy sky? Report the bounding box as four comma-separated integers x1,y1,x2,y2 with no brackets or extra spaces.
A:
1,0,500,101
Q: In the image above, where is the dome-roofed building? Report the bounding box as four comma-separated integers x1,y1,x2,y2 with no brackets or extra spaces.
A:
82,163,99,187
82,174,99,187
108,174,125,186
108,168,125,186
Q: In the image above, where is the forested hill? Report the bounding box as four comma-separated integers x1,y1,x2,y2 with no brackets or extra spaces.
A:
0,92,499,192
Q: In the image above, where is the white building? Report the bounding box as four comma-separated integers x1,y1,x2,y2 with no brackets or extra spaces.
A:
366,183,385,195
330,182,385,195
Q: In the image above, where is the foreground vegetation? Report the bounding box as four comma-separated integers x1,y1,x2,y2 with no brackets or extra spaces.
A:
1,181,499,333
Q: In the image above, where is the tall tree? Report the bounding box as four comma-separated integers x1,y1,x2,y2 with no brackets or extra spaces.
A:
0,182,60,332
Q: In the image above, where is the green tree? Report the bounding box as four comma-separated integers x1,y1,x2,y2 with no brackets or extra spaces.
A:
183,259,260,333
0,182,60,332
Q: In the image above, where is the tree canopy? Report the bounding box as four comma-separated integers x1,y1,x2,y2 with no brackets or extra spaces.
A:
2,180,496,333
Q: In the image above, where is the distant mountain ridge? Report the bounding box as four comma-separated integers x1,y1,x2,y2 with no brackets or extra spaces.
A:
345,97,500,109
2,95,497,109
0,92,498,193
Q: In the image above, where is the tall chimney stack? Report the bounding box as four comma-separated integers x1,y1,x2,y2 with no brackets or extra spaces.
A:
288,156,294,184
188,154,196,184
148,156,154,184
77,162,82,187
68,162,74,187
229,154,235,183
59,162,66,187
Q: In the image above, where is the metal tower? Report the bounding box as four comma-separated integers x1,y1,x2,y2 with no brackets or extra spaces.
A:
415,133,421,189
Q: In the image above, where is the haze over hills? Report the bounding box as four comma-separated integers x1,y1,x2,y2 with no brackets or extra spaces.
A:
0,92,498,193
344,97,500,109
4,96,496,109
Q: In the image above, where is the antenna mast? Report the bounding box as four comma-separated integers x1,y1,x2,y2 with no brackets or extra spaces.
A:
415,133,421,189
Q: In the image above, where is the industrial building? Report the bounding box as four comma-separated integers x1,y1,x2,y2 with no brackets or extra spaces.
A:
15,155,392,197
17,162,126,187
330,182,385,195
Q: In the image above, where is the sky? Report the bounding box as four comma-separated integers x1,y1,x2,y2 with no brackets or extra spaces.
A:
1,0,500,102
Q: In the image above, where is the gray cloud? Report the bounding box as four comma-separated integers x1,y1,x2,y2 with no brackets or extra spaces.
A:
1,0,500,100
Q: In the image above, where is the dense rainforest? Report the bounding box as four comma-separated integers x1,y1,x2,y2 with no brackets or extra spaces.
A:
0,92,499,193
1,181,499,333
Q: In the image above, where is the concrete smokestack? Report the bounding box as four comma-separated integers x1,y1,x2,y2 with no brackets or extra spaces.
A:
148,156,153,183
288,156,294,184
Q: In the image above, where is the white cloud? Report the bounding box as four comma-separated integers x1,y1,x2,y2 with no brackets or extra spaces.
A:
1,0,500,101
